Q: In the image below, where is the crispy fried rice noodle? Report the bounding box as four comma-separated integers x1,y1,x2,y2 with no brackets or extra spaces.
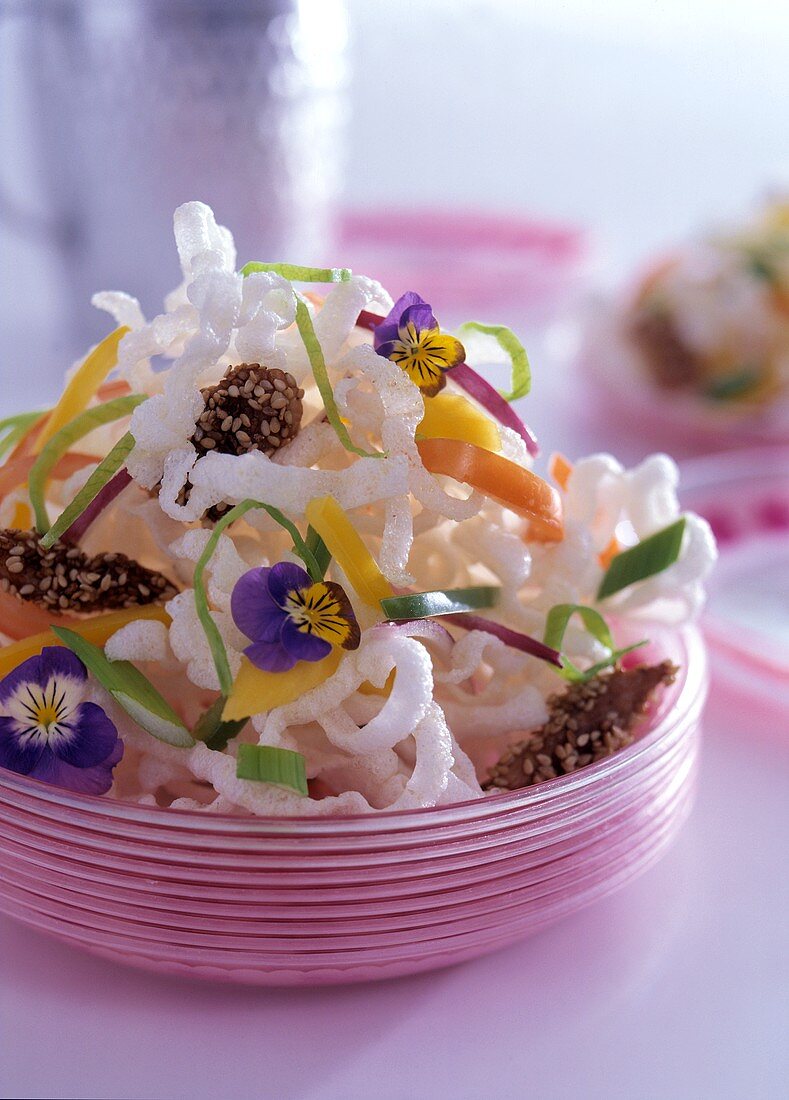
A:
18,201,715,816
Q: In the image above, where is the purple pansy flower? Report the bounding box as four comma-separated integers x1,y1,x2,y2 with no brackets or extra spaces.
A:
373,291,465,396
231,561,360,673
0,647,122,795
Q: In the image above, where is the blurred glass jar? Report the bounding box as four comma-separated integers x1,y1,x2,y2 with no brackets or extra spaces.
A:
0,0,348,360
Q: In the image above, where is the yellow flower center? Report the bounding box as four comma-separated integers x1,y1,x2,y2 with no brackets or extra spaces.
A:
33,701,61,730
386,322,464,396
284,582,354,646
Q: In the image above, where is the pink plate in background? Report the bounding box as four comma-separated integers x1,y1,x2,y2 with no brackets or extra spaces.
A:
337,209,587,325
679,446,789,708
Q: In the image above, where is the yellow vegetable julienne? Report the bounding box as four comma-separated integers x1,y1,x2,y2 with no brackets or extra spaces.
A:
223,649,342,723
0,605,170,679
10,501,31,529
33,326,129,453
418,392,501,453
304,495,393,608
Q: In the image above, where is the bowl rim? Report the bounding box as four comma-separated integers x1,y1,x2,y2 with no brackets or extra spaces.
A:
0,624,707,834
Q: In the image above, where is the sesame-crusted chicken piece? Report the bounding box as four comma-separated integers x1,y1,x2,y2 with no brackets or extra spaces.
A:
0,528,177,613
627,309,702,390
180,362,304,521
484,661,678,791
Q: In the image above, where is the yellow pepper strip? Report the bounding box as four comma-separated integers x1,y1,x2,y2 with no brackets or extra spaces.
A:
10,501,31,529
223,649,341,722
34,327,129,454
304,495,393,608
417,392,501,453
417,437,564,543
358,669,396,697
0,605,170,679
549,452,573,492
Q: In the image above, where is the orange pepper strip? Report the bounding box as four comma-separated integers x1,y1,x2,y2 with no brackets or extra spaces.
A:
33,326,129,454
7,410,50,462
599,536,620,570
549,452,573,492
416,437,564,543
96,378,132,401
0,452,96,509
0,605,170,672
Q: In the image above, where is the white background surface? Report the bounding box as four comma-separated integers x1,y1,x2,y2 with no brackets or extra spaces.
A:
1,3,789,1098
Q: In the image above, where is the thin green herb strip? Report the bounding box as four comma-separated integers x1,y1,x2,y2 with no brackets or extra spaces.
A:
255,503,324,582
704,370,760,402
543,602,646,682
236,744,309,796
294,296,384,459
305,525,331,579
41,431,137,549
51,627,194,747
194,501,260,696
193,498,325,697
458,321,531,401
192,696,248,751
597,518,687,600
381,586,499,621
29,395,145,534
241,262,352,283
0,411,41,463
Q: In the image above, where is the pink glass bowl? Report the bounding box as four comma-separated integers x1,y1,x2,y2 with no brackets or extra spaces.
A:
0,627,706,986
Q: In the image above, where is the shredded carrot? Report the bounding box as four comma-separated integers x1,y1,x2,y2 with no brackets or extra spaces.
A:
599,536,620,569
96,378,132,401
549,452,573,492
0,452,96,509
8,411,50,462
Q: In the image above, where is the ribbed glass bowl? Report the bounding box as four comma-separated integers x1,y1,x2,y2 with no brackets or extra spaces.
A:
0,626,706,986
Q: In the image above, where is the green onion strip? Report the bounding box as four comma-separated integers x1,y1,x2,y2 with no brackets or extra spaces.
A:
597,518,687,600
543,603,646,682
458,321,532,402
236,743,309,796
29,395,145,535
380,586,499,621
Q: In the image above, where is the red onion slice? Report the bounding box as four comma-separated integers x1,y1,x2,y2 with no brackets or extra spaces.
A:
447,613,562,667
449,363,538,456
63,469,132,544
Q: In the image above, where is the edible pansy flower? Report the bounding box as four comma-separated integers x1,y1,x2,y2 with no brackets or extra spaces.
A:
373,291,465,396
231,561,360,673
0,647,122,795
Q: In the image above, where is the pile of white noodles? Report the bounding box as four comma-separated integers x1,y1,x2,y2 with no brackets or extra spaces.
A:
61,202,716,816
